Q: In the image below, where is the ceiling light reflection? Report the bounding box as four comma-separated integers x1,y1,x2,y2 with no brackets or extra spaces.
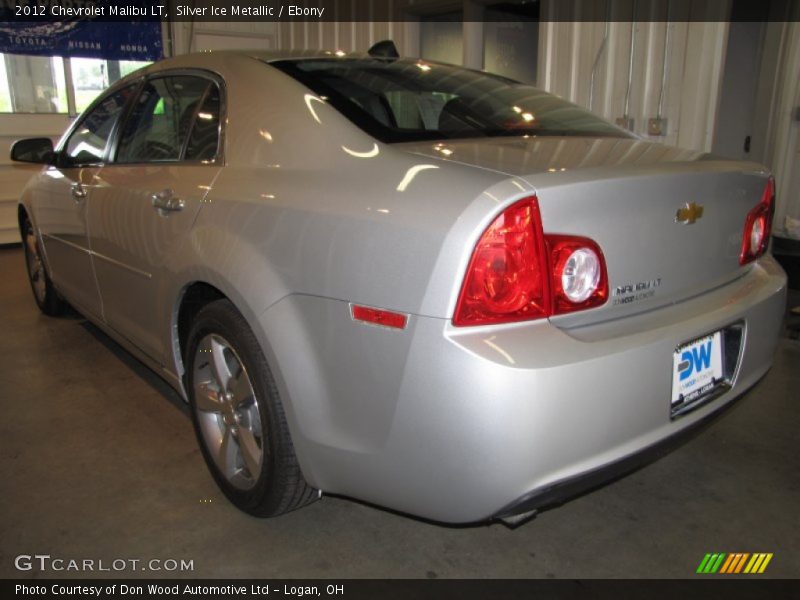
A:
304,94,325,124
342,143,380,158
397,164,439,192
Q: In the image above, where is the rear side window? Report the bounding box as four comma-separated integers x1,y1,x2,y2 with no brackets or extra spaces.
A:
272,59,630,143
116,76,211,163
64,85,138,165
185,83,221,161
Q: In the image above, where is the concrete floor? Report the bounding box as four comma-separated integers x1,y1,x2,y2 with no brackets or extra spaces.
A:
1,244,798,579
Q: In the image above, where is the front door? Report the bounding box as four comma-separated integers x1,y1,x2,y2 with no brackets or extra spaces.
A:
34,84,138,319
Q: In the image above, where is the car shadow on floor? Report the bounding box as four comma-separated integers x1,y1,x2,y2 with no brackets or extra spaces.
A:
785,288,800,339
77,316,191,419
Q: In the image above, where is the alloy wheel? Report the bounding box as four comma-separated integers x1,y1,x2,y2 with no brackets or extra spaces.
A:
24,223,46,305
192,333,264,490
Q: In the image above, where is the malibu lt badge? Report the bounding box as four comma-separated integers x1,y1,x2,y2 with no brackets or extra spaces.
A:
613,278,662,305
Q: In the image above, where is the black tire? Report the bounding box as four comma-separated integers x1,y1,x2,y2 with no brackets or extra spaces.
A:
21,214,66,316
186,299,317,517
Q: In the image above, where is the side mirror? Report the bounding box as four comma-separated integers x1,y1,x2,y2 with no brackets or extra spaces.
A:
10,137,56,165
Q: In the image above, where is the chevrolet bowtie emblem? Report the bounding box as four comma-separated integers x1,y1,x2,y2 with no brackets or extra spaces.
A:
676,202,705,225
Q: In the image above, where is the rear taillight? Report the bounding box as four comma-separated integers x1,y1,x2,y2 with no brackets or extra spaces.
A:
453,196,608,326
453,199,549,326
740,176,775,265
547,236,608,314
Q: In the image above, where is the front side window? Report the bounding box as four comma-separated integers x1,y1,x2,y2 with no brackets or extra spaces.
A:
116,75,212,163
64,84,138,165
272,58,631,143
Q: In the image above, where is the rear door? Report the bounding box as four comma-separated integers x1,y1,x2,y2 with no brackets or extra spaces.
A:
87,72,223,364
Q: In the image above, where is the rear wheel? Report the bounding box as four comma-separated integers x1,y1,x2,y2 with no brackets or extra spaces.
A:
186,299,317,516
21,215,65,316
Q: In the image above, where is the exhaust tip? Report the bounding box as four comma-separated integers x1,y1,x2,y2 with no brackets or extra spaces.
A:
498,508,538,528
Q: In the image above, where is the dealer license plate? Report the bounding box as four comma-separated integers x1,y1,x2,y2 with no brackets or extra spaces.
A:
671,331,724,408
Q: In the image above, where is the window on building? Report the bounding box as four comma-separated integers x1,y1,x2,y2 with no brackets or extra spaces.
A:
70,57,150,112
0,56,11,112
0,54,68,113
0,52,150,115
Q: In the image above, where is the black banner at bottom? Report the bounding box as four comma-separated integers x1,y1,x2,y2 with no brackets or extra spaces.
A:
4,579,800,600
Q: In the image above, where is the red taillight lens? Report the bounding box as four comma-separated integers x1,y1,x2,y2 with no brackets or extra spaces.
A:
453,198,549,326
453,196,609,326
740,176,775,265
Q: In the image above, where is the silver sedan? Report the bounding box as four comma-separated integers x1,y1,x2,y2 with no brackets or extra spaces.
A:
12,47,787,524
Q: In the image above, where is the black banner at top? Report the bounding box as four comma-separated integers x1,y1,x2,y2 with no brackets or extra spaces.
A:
0,0,798,22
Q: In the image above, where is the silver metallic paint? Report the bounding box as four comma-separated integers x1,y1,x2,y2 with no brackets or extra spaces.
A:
17,51,787,522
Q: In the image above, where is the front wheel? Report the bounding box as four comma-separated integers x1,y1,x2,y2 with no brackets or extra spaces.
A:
186,299,317,516
21,215,65,316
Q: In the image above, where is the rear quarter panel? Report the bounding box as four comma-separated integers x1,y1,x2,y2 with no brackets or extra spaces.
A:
178,55,510,321
156,56,519,488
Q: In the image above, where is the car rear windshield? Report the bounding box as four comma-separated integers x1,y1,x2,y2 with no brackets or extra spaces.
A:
271,58,631,143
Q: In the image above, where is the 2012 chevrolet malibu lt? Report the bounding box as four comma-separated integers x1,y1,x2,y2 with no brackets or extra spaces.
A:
12,47,787,524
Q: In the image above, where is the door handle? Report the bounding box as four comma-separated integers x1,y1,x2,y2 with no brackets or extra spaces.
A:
71,182,87,201
151,189,184,212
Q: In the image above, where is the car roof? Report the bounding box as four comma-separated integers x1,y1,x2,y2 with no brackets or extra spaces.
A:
104,49,368,91
247,49,373,61
152,49,375,67
115,49,384,81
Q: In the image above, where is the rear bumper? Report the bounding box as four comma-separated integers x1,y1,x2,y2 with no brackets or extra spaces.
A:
260,256,787,523
491,370,762,522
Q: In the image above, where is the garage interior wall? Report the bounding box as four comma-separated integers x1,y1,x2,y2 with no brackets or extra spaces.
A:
538,20,728,152
0,114,72,243
166,3,800,240
535,12,799,236
768,19,800,235
170,21,415,56
2,1,799,243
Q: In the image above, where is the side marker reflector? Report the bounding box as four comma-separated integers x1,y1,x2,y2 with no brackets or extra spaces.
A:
351,305,408,329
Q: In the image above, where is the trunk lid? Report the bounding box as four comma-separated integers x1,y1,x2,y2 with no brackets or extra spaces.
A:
399,137,770,326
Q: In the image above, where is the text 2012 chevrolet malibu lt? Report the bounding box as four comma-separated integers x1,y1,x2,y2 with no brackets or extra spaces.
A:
12,48,787,524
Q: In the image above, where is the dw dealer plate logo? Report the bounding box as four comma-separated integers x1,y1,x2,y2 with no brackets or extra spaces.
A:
696,552,773,574
671,332,723,407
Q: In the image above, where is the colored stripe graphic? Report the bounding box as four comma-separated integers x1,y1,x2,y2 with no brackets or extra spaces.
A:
697,554,713,573
710,553,726,573
757,554,773,573
722,553,749,573
698,553,773,574
697,553,727,573
734,553,750,573
719,554,735,573
744,554,761,573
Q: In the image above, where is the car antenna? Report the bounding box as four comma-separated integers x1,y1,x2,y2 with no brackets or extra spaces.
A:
367,40,399,59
